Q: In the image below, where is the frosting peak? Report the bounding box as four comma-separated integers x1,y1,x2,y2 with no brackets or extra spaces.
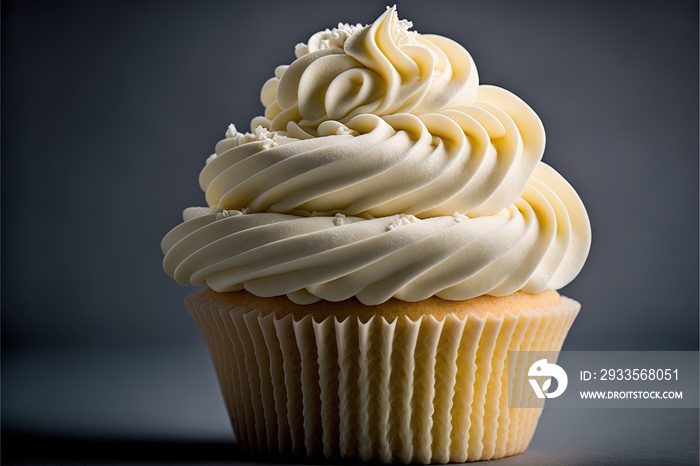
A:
253,6,478,138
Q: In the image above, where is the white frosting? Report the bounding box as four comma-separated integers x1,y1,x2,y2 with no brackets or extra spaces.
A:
162,6,591,305
201,85,544,218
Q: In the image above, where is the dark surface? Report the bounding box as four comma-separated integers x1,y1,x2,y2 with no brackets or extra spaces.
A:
6,425,698,466
2,0,699,465
2,434,238,466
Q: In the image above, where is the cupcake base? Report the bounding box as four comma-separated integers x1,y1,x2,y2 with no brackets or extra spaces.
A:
187,289,579,463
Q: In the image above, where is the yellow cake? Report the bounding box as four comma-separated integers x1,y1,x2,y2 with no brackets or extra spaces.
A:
187,289,578,462
162,6,591,463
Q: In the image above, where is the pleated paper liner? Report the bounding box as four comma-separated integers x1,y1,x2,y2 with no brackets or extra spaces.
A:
187,290,579,463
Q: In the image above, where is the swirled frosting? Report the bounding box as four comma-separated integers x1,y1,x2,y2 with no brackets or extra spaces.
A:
162,6,591,305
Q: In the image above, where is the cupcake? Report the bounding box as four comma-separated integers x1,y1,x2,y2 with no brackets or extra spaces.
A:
162,6,591,463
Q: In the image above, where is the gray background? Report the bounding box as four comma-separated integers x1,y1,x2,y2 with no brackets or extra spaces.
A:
2,0,698,464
